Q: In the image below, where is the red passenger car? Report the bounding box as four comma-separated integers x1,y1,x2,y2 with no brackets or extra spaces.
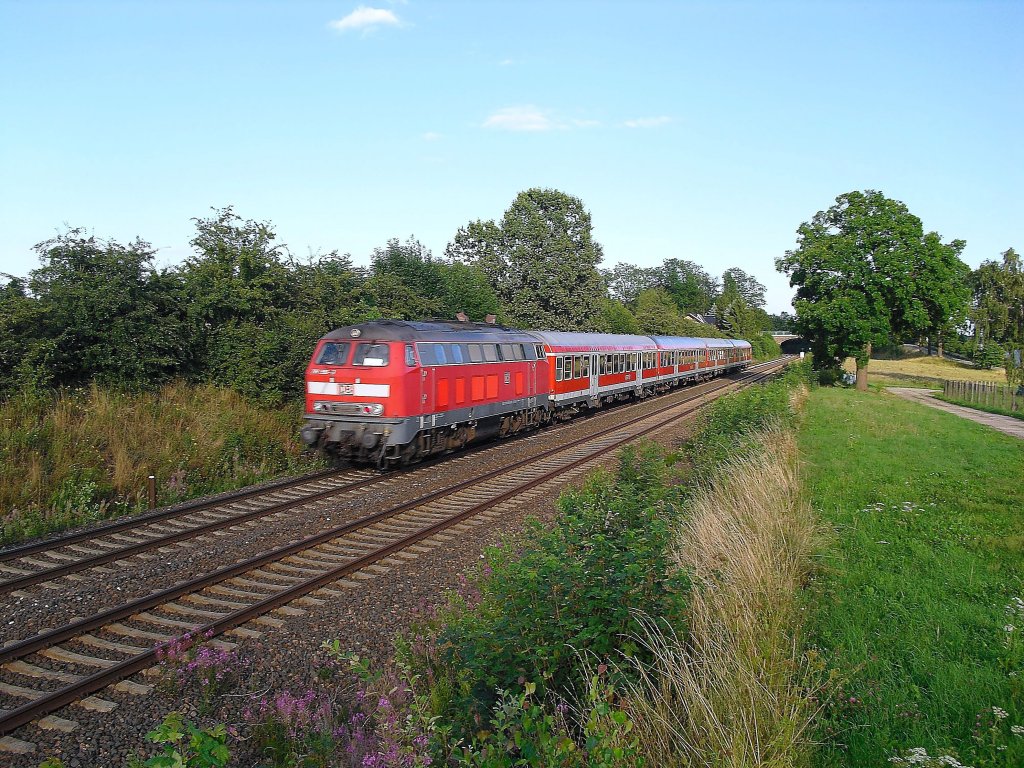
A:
302,320,752,466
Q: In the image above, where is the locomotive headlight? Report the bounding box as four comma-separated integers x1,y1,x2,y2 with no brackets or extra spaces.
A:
313,401,327,411
360,403,384,416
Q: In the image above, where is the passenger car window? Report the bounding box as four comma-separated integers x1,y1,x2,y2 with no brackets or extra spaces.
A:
352,343,390,366
483,345,499,362
316,341,349,365
468,344,484,363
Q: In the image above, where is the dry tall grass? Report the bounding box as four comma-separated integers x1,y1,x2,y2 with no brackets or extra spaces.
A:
842,354,1006,384
622,426,821,767
1,381,316,542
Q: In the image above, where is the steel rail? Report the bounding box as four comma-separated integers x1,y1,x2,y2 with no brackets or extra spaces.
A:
0,364,777,664
0,362,784,736
0,361,778,593
0,467,348,563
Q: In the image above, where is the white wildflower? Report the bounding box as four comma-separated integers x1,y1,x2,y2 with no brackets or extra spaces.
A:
1011,724,1024,736
992,706,1009,720
1005,624,1016,633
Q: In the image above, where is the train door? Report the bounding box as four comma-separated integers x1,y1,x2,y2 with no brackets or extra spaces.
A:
529,344,539,397
419,365,434,419
589,354,599,399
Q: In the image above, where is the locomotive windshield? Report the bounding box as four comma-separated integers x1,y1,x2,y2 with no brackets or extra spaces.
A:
316,342,350,365
352,343,390,367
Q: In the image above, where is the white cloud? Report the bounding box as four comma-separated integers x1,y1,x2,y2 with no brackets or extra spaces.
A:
483,106,553,132
422,131,442,141
328,6,400,32
624,116,673,128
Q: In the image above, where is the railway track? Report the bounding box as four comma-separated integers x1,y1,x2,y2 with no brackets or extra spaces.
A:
0,359,786,743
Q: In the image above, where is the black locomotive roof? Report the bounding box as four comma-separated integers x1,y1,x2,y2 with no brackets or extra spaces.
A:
323,319,538,344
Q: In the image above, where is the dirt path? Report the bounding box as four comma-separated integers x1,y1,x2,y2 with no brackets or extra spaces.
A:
886,387,1024,440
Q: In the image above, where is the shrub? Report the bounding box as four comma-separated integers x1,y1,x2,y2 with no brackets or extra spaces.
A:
686,361,810,473
404,442,687,739
973,341,1005,369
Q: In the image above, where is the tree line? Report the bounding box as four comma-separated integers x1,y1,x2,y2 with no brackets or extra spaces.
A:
776,189,1022,389
0,188,778,404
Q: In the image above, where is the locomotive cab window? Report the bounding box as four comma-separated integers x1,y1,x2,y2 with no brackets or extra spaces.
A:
405,345,417,367
352,343,389,367
316,342,349,365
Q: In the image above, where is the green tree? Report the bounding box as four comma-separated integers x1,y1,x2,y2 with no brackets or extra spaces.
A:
776,190,969,390
0,275,54,395
633,288,724,337
603,263,664,307
438,261,500,321
447,189,606,330
661,258,718,315
499,188,605,329
367,237,446,319
721,267,767,309
768,311,797,332
180,208,299,399
444,219,504,286
970,248,1023,385
593,298,641,334
24,230,187,390
183,207,293,327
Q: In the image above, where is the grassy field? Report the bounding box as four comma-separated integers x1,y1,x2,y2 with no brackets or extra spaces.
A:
799,387,1024,766
843,353,1007,388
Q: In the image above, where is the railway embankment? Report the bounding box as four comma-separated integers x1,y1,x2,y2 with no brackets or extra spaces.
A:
0,363,787,764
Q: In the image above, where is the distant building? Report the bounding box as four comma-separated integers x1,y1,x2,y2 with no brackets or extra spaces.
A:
686,312,721,328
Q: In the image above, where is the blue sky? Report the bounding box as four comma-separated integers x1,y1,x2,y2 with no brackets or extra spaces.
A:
1,1,1021,313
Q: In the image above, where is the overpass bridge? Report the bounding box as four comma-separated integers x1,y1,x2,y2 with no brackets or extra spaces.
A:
771,333,811,354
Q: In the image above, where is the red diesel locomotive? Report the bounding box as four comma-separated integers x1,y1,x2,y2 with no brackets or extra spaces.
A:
301,320,751,466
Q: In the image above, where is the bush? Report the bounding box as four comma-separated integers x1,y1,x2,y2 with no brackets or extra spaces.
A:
687,361,811,473
973,341,1005,370
405,443,687,738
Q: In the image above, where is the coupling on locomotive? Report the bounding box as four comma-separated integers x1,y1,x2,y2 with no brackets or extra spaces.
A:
301,319,751,467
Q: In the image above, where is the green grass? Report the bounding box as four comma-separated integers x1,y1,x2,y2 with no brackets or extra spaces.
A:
799,388,1024,766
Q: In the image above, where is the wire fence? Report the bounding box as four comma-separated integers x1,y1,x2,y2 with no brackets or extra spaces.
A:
943,380,1021,413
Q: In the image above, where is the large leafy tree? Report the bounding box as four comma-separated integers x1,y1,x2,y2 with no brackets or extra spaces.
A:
661,258,718,315
721,267,766,309
446,188,606,330
776,190,969,390
603,263,664,307
498,188,606,329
